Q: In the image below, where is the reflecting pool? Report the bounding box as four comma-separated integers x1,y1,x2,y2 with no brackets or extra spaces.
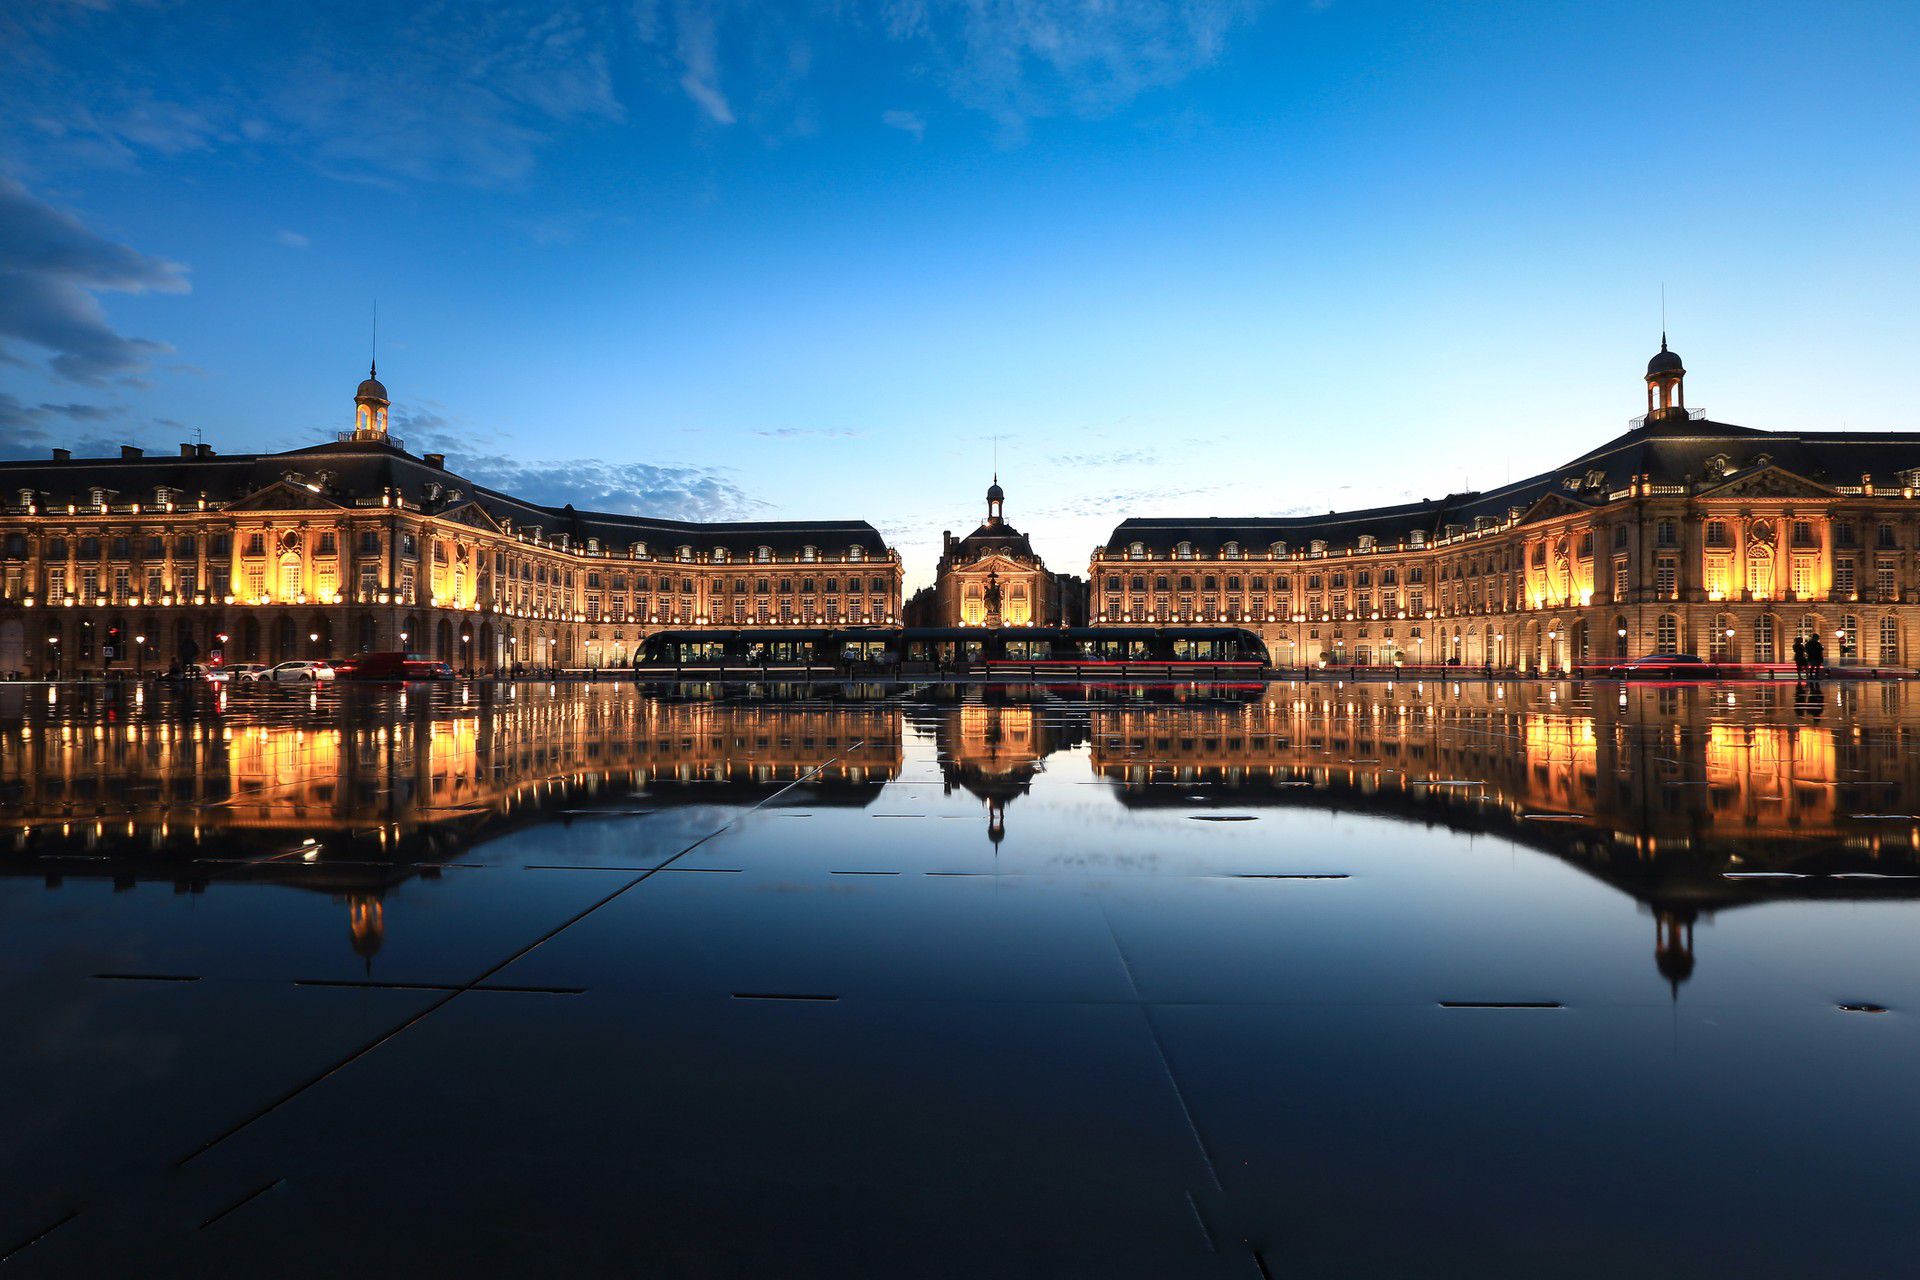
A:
3,677,1917,1277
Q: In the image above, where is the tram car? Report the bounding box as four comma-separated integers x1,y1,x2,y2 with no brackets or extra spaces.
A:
636,626,1269,678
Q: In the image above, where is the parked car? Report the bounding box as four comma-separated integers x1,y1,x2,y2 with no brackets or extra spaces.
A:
334,651,454,681
1603,652,1715,680
265,660,336,683
222,663,271,684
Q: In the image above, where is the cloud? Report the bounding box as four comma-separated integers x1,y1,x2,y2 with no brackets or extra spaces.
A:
443,454,768,522
1050,448,1156,467
751,426,862,439
670,0,735,123
881,108,925,140
274,229,310,249
878,0,1267,134
0,391,126,455
0,177,189,383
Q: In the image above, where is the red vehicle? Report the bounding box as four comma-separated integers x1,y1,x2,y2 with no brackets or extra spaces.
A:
334,651,455,681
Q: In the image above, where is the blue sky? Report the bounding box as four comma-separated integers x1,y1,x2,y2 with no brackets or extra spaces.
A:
3,1,1917,586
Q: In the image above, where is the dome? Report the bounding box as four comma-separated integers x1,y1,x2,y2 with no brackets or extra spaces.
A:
355,364,389,403
1647,339,1684,377
987,481,1005,503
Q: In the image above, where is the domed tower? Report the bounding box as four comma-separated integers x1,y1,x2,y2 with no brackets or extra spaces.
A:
985,475,1005,526
1645,336,1686,421
353,363,390,442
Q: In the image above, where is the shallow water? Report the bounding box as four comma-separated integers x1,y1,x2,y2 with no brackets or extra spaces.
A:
2,677,1916,1277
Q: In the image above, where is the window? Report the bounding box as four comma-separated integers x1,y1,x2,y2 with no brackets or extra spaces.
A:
1655,557,1677,597
1836,521,1857,547
1657,614,1679,651
1881,616,1899,665
245,532,265,556
1877,560,1896,601
1878,523,1898,549
1656,519,1677,546
1704,520,1729,547
1754,614,1775,663
1835,560,1856,597
317,531,337,555
1791,557,1815,596
1791,521,1816,548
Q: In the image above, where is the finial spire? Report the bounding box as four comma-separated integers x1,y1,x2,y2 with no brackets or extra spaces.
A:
371,300,378,377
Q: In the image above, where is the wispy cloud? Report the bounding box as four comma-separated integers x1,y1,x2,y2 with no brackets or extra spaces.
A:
668,0,735,124
274,229,310,249
751,426,862,439
1049,448,1157,467
444,454,768,521
881,108,925,140
0,177,189,384
0,391,125,455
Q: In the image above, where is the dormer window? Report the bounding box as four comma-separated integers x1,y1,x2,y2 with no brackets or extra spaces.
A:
1175,541,1194,560
848,545,865,561
1409,530,1426,547
1129,541,1146,559
756,545,772,562
712,547,729,563
1269,541,1287,557
1309,540,1327,555
1222,541,1240,559
677,545,693,561
1357,535,1377,552
801,545,817,562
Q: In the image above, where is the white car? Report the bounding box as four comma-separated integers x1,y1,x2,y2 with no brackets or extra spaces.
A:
223,663,271,684
265,660,336,683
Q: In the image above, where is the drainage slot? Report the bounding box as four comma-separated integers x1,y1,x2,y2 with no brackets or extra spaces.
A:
1838,1003,1889,1013
1439,1001,1563,1010
733,992,839,1002
93,972,201,983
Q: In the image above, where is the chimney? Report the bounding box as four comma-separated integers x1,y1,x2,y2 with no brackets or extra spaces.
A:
424,453,446,470
121,445,143,460
52,448,71,463
195,444,214,458
180,443,195,458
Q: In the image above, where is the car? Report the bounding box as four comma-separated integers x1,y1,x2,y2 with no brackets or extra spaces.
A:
265,660,336,683
334,651,454,681
1604,652,1716,680
222,663,271,684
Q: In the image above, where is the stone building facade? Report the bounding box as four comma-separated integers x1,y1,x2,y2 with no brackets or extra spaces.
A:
1089,343,1920,670
906,478,1085,628
0,366,902,675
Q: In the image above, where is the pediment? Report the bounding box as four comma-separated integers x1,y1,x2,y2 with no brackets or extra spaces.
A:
1698,465,1837,500
223,480,347,512
1514,491,1594,525
437,500,503,533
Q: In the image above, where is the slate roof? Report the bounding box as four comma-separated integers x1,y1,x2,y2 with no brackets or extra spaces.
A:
1102,417,1920,555
0,437,890,555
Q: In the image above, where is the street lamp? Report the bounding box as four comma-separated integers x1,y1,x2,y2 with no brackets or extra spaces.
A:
134,634,146,677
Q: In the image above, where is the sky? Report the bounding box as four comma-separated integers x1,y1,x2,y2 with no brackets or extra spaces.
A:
3,0,1918,588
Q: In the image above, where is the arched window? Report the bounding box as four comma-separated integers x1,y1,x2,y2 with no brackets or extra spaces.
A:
1880,615,1899,665
1222,541,1240,559
1656,613,1679,652
848,545,864,561
1754,613,1776,663
1839,614,1859,662
1175,541,1193,560
1746,546,1774,598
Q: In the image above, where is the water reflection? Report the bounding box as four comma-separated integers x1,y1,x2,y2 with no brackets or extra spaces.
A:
3,679,1916,988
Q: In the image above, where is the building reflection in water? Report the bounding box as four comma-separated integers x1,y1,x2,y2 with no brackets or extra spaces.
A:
0,681,904,968
3,679,1918,988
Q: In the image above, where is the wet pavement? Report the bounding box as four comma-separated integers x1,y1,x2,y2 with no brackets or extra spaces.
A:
3,676,1918,1277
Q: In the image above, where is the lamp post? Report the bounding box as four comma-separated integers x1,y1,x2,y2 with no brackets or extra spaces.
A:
1547,628,1558,676
461,632,471,678
134,634,146,678
46,634,59,679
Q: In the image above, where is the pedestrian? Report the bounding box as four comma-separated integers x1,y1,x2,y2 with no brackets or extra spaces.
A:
1791,635,1806,676
1806,634,1825,676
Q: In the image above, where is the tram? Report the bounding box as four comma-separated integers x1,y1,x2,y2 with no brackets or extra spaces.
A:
636,626,1270,677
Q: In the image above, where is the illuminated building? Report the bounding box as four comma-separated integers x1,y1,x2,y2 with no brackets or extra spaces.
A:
907,477,1085,627
1090,343,1920,670
0,366,903,674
